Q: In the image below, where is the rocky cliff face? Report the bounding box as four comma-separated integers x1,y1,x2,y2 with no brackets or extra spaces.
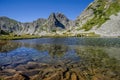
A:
1,0,120,37
0,13,73,35
40,12,72,32
75,0,120,37
21,18,47,35
94,12,120,37
0,17,22,34
44,13,66,31
0,17,47,35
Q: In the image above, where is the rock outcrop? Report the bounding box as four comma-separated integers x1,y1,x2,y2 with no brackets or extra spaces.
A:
0,17,22,35
0,13,73,35
93,12,120,37
75,0,120,37
0,0,120,37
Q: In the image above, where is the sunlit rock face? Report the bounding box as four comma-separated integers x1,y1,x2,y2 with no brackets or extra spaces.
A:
94,12,120,37
0,16,47,35
0,17,22,35
75,0,120,37
0,12,74,35
1,0,120,37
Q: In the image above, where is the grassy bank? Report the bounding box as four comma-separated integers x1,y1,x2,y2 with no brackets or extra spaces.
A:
0,32,100,40
0,35,41,40
81,0,120,31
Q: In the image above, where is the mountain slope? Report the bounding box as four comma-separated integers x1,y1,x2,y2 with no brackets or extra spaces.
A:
0,17,22,34
75,0,120,37
0,13,73,35
0,0,120,37
91,12,120,37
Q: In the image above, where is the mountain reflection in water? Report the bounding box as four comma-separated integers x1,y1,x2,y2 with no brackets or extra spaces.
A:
0,38,120,80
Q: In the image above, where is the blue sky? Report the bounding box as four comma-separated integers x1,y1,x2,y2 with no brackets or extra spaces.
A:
0,0,93,22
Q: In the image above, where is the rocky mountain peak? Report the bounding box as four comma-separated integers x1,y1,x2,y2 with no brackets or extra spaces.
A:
55,12,69,22
48,13,57,22
1,0,120,37
0,12,74,35
47,13,65,30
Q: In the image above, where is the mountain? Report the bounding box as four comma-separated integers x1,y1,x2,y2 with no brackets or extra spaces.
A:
0,0,120,37
75,0,120,37
0,13,73,35
0,17,22,34
37,13,72,32
20,18,47,35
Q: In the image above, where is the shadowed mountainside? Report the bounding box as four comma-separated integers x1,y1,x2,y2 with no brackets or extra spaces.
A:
0,0,120,37
0,13,74,36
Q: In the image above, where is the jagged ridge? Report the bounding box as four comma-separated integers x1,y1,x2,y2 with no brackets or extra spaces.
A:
1,0,120,37
0,13,73,35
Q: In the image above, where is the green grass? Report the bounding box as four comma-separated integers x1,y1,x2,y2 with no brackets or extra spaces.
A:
81,0,120,31
0,32,100,40
0,34,41,40
76,32,100,37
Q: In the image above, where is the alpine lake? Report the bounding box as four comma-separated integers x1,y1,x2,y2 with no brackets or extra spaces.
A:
0,37,120,80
